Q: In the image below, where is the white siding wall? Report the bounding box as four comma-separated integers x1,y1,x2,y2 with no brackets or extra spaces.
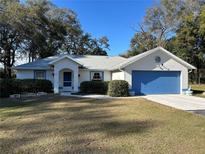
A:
16,70,34,79
112,71,125,80
123,50,188,92
104,71,111,81
79,69,90,86
78,69,111,86
16,70,54,84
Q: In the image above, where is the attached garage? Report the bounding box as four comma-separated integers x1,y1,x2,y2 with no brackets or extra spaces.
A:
114,47,196,95
132,71,181,95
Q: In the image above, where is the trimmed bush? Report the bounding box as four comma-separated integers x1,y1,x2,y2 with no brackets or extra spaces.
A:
19,79,53,93
108,80,129,97
80,81,109,94
0,79,53,98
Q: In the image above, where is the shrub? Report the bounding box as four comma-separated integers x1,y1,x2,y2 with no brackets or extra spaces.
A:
80,81,109,94
0,79,16,97
0,79,53,98
19,79,53,93
108,80,129,97
34,79,53,93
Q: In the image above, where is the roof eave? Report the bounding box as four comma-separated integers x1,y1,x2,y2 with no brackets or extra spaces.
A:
117,47,197,70
13,67,52,70
159,47,197,70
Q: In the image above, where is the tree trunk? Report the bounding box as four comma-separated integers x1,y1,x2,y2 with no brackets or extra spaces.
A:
8,67,11,78
4,65,11,78
197,69,201,84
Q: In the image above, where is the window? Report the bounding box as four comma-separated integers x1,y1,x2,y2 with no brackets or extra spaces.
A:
34,71,46,79
90,71,103,81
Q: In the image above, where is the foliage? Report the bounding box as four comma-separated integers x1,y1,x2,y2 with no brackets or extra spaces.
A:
126,0,205,83
19,79,53,93
0,79,15,97
0,79,53,97
0,68,15,78
0,0,23,78
0,0,110,78
126,0,205,54
166,11,205,83
80,81,109,94
143,0,204,46
123,30,158,57
108,80,129,97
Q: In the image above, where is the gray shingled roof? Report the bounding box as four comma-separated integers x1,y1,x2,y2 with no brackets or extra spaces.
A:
14,55,127,70
14,47,196,71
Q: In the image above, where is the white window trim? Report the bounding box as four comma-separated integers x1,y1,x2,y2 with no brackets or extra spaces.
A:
34,70,46,80
90,71,104,81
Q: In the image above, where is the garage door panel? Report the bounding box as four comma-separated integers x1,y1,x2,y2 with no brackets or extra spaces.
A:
132,71,180,95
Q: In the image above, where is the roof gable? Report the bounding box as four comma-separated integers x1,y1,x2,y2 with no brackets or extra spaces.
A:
116,47,196,70
48,55,83,65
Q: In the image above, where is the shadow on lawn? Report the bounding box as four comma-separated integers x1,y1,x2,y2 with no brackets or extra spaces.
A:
0,95,92,108
0,96,159,153
0,95,58,108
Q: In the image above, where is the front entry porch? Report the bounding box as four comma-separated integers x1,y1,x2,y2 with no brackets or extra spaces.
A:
53,67,79,94
49,56,81,94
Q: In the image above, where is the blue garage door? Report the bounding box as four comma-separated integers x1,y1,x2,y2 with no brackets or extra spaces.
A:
132,71,180,95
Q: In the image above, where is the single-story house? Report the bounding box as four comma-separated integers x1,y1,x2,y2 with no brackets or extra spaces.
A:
14,47,196,95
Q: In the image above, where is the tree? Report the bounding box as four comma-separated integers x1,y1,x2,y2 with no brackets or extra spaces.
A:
144,0,204,47
19,0,71,60
0,0,110,77
123,25,157,57
125,0,185,57
21,0,109,57
88,36,109,55
62,33,109,56
166,11,205,83
126,0,205,56
124,0,205,84
0,0,23,78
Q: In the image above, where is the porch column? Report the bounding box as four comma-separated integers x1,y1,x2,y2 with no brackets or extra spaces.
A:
73,67,79,92
54,67,59,93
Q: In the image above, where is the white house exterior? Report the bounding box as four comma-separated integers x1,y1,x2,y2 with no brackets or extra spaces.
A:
14,47,196,95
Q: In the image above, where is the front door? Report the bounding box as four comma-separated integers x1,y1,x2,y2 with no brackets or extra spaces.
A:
63,72,72,91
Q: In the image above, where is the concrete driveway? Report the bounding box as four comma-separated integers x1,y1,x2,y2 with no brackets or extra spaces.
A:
144,95,205,116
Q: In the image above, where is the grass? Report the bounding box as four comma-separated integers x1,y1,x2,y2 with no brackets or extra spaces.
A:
191,84,205,98
191,84,205,91
0,96,205,153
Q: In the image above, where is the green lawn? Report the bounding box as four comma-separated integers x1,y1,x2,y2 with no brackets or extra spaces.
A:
0,96,205,153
